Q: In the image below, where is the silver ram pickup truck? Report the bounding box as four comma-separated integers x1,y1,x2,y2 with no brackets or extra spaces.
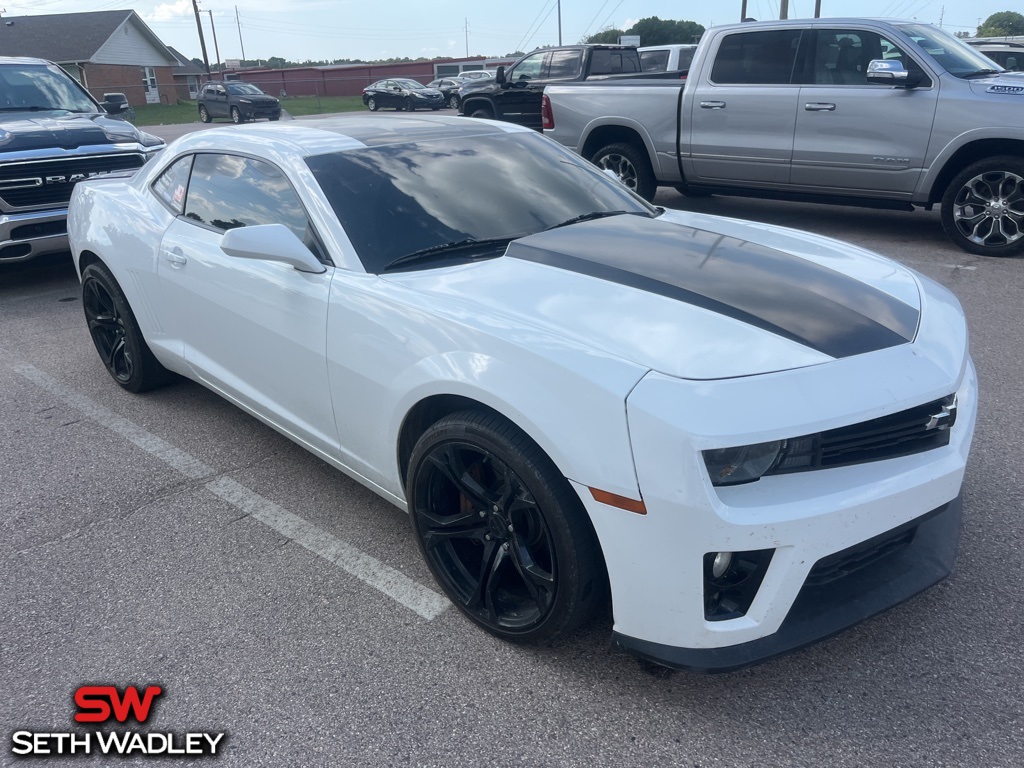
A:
543,18,1024,257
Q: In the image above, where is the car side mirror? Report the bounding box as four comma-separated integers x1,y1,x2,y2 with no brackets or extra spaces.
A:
220,224,326,274
100,100,129,115
866,59,923,88
495,66,506,86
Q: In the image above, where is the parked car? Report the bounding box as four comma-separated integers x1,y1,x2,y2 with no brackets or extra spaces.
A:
427,77,469,109
0,56,164,265
638,43,698,76
457,70,496,80
964,39,1024,70
544,18,1024,256
197,81,281,123
67,114,975,671
362,79,445,111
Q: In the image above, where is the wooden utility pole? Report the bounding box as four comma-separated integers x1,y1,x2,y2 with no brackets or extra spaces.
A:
235,6,247,62
191,0,210,74
207,11,222,75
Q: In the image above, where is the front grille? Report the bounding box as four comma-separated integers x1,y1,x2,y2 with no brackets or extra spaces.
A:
255,100,278,108
768,395,956,477
0,154,145,209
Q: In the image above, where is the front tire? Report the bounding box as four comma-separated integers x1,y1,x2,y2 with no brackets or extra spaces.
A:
591,142,657,202
198,104,211,123
941,156,1024,257
407,411,605,643
404,97,415,112
448,94,460,110
81,263,172,393
230,106,242,124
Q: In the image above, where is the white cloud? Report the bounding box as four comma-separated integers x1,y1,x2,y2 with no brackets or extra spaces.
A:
147,1,193,23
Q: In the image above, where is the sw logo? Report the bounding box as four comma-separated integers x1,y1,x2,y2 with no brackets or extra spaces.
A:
74,684,163,723
10,684,225,758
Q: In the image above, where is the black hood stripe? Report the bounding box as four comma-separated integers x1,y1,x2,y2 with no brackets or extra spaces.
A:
508,216,918,359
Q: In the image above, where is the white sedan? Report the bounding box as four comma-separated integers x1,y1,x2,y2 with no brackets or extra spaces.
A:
68,115,976,671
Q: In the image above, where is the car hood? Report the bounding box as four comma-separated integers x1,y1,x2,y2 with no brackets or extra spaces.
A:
382,211,923,380
0,111,149,151
969,71,1024,95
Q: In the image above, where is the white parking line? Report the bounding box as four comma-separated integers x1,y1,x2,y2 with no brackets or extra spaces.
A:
3,353,449,621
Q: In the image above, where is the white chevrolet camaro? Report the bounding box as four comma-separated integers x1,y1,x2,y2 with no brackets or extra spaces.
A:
68,115,976,671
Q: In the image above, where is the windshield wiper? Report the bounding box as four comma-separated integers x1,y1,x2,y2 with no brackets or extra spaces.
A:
382,236,519,272
545,210,641,231
0,105,61,112
962,68,1002,79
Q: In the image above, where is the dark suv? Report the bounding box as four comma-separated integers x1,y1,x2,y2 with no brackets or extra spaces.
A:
197,81,281,123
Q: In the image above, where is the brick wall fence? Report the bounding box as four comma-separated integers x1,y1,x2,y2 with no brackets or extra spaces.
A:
81,64,186,106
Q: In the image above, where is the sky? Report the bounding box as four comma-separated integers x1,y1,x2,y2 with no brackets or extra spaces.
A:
1,1,1013,64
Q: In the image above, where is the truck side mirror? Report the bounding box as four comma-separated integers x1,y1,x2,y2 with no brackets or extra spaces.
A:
866,59,923,88
496,66,506,86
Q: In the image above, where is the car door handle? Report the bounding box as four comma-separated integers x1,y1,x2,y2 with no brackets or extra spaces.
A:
700,101,726,109
164,247,187,267
804,102,837,111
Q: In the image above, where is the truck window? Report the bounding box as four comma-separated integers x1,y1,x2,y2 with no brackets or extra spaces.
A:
811,30,929,86
640,50,670,72
511,52,545,81
710,30,802,84
590,49,641,75
546,49,583,79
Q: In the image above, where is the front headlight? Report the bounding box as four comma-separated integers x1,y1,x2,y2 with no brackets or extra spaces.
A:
702,441,783,486
238,98,252,104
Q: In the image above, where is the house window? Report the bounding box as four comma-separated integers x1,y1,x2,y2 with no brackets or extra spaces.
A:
141,66,159,104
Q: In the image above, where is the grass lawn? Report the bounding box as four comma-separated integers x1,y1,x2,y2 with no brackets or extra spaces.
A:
131,96,367,125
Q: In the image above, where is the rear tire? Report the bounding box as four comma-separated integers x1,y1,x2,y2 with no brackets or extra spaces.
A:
469,105,494,119
591,142,657,202
367,97,379,112
448,94,460,110
407,411,606,643
81,263,172,393
941,156,1024,257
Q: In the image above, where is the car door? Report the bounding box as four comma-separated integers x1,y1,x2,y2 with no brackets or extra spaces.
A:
791,28,939,195
210,84,230,117
495,50,551,128
155,152,339,453
687,28,803,184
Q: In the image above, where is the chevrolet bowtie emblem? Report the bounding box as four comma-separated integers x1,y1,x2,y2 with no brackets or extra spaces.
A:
925,395,958,431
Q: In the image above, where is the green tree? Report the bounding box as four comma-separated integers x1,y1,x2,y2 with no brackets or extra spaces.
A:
978,11,1024,37
583,17,705,46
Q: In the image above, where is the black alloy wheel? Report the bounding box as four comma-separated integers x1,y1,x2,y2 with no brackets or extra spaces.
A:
81,263,171,393
407,411,605,642
591,142,657,202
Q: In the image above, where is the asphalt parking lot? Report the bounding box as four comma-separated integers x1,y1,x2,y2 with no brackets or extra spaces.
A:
2,120,1022,766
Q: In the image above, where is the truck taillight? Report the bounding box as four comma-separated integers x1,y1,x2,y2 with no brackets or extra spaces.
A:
541,94,554,130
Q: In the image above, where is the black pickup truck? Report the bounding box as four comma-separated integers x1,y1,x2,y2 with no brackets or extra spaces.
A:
0,57,165,264
458,45,682,131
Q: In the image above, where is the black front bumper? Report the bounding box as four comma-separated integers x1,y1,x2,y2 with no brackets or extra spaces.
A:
614,494,963,672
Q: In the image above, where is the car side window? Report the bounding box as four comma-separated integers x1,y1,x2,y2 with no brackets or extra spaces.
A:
812,29,930,86
546,49,583,79
511,52,545,81
711,29,802,84
589,49,640,75
151,155,193,215
183,153,326,262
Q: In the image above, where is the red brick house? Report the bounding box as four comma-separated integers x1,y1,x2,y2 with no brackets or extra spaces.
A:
0,10,182,106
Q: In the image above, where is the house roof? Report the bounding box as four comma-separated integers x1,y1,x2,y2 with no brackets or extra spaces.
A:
0,10,175,65
168,46,207,76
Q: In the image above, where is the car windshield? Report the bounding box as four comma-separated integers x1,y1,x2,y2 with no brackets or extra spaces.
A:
394,79,425,89
306,132,656,273
896,23,1005,77
227,83,265,95
0,63,96,112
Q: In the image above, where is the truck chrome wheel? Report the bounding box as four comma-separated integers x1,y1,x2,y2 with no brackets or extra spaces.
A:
942,157,1024,257
590,142,657,202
